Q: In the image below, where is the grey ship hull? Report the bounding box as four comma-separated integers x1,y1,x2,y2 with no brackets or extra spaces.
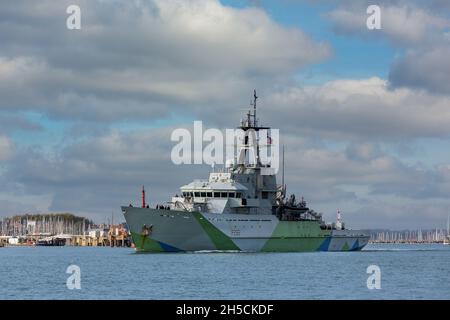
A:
122,207,370,252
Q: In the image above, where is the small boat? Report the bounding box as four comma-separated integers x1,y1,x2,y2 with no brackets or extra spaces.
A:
36,237,66,246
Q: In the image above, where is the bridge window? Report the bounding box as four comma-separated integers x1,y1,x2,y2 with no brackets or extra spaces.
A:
229,192,235,198
221,192,228,198
214,192,220,198
194,192,200,197
236,192,241,198
200,192,206,197
262,192,269,199
206,192,212,197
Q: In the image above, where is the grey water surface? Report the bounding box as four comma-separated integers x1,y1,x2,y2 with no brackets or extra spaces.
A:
0,244,449,299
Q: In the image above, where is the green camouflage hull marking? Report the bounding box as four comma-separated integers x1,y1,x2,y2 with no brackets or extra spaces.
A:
192,212,240,251
131,231,184,252
131,231,165,252
261,237,327,252
262,221,332,251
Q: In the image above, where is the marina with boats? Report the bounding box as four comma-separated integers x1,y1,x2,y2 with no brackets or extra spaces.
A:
0,213,132,248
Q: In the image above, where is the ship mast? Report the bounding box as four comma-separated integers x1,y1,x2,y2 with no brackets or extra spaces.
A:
238,90,269,168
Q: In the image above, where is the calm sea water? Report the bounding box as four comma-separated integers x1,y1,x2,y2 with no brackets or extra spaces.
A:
0,244,449,300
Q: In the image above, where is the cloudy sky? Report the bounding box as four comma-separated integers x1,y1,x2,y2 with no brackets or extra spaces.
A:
1,0,450,229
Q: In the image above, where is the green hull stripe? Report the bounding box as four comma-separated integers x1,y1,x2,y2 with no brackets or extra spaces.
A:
193,212,240,250
262,221,331,252
342,242,350,251
262,237,327,252
131,231,165,252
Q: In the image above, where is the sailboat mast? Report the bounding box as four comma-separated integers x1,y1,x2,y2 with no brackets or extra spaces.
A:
282,145,285,198
447,213,449,235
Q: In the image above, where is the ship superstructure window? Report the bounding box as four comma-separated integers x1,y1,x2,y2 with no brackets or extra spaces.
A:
262,192,269,199
189,191,244,198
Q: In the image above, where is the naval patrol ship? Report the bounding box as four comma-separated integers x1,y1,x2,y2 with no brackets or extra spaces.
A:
122,92,370,252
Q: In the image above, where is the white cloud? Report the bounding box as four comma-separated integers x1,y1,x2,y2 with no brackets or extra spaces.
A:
0,0,331,122
0,192,53,216
0,136,14,161
389,45,450,94
265,77,450,139
326,1,450,94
